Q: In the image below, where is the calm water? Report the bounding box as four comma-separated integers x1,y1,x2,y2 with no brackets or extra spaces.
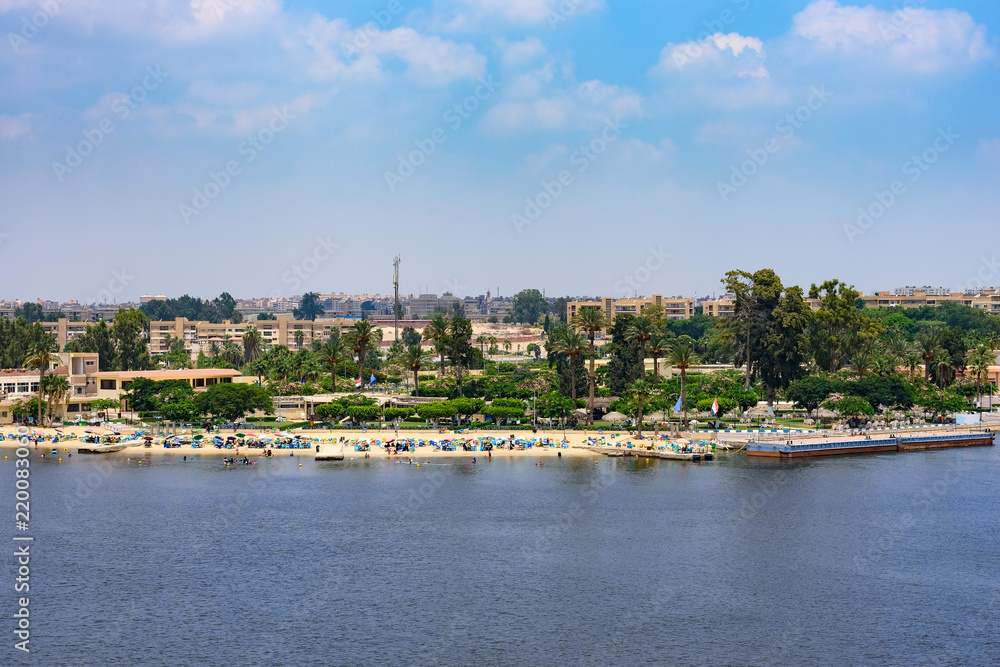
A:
5,444,999,666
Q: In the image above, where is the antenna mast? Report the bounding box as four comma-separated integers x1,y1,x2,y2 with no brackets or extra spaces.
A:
393,254,401,342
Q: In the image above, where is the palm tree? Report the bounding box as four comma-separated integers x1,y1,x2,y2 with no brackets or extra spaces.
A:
242,325,264,364
24,336,57,427
668,343,697,427
318,335,346,393
488,336,498,356
968,344,993,407
628,378,652,439
647,331,671,380
422,314,449,378
294,330,305,349
570,307,608,425
903,351,923,381
401,344,430,396
916,329,942,381
344,321,383,390
626,316,655,375
852,350,873,379
503,339,512,354
221,342,243,367
935,356,954,389
550,329,587,402
42,374,70,425
476,335,487,357
207,341,221,358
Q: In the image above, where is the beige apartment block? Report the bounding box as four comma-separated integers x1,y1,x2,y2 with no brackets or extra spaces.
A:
565,295,694,324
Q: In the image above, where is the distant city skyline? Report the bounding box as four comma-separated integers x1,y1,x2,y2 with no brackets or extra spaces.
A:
2,1,999,300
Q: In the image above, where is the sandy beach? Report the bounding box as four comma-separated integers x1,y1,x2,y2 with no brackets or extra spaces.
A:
0,424,677,459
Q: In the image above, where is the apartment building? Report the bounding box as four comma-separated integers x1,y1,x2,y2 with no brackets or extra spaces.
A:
148,317,357,356
565,295,695,323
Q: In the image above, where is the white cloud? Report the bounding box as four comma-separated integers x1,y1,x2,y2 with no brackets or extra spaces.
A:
437,0,603,29
301,17,486,85
978,138,1000,164
3,0,282,42
175,93,319,136
791,0,995,73
0,113,31,141
654,32,768,79
483,40,641,132
483,79,641,132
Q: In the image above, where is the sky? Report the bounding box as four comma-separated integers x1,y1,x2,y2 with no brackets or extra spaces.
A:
2,0,999,304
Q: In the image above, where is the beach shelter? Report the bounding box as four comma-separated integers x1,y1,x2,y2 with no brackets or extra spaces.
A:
602,411,628,423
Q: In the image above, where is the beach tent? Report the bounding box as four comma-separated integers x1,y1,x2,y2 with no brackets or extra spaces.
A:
602,412,628,423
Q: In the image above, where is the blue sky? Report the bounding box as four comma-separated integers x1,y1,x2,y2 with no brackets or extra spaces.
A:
2,0,999,304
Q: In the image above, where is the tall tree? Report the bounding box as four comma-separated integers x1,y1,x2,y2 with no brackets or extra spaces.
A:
808,279,872,373
570,306,608,424
67,320,116,370
401,344,430,396
668,343,697,427
23,331,57,427
721,269,783,389
344,321,383,389
607,313,645,396
446,317,475,390
625,316,655,377
627,378,653,439
510,289,551,325
111,308,151,371
550,328,587,402
293,292,325,321
647,331,672,380
422,314,450,378
759,285,812,403
242,325,264,364
318,335,346,393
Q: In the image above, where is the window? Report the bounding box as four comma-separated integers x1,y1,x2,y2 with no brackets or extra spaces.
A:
30,383,39,392
17,383,29,393
194,378,205,387
3,383,13,393
100,379,116,390
67,404,79,412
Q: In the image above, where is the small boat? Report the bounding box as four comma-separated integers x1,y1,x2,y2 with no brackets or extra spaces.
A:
315,442,345,461
77,442,132,454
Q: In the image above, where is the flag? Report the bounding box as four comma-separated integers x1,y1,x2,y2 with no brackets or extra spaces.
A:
354,376,362,388
673,396,682,412
711,398,719,416
369,373,376,386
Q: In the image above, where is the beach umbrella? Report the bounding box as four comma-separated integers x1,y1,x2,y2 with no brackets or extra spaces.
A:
235,433,246,438
193,434,204,441
602,411,628,423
